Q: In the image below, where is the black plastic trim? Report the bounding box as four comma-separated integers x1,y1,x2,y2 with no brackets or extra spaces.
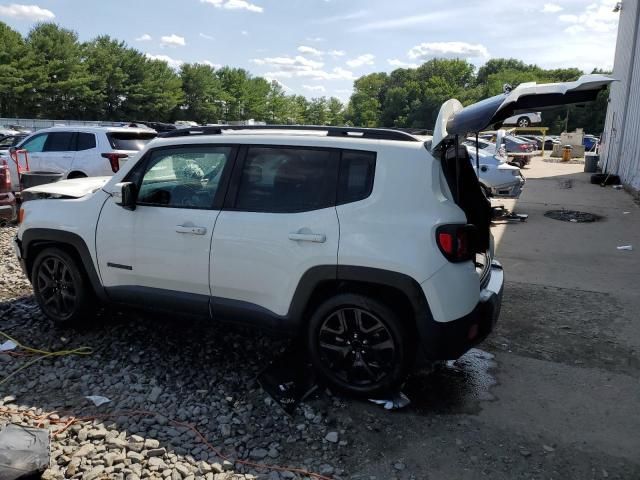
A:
107,262,132,271
20,228,107,301
106,286,210,316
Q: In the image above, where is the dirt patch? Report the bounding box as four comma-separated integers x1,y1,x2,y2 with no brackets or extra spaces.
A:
486,281,639,377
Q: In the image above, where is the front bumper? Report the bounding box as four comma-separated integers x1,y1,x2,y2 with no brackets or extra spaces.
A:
492,176,525,198
13,236,27,276
418,260,504,360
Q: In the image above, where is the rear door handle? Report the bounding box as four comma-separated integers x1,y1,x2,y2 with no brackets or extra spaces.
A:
288,232,326,243
176,225,207,235
62,155,73,159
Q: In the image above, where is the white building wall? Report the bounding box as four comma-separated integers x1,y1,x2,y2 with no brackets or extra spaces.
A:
602,0,640,190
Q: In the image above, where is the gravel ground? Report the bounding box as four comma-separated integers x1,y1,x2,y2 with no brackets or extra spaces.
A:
0,224,348,480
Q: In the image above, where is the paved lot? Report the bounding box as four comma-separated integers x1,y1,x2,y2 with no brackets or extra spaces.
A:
1,156,639,479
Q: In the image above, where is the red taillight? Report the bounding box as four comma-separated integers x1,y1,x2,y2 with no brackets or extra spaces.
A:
519,145,527,151
101,153,128,173
0,159,11,193
436,224,476,262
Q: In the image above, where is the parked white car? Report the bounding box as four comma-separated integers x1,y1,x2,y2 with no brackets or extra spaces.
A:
502,111,542,127
14,75,612,396
2,126,157,192
466,146,525,198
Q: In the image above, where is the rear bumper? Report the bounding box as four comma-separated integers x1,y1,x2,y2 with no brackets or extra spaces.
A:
418,260,504,360
492,177,525,198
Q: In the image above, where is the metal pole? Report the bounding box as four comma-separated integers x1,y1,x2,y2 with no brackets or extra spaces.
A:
475,132,480,180
454,134,461,203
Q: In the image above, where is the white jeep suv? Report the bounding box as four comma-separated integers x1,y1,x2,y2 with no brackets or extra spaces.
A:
4,126,157,192
13,75,612,395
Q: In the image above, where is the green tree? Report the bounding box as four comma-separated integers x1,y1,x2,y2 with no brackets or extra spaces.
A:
326,97,345,125
179,63,224,123
26,23,92,118
130,58,183,121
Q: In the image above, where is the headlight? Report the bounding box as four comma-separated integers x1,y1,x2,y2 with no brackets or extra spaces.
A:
512,170,521,177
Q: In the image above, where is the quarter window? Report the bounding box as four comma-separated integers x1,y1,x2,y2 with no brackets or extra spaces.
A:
235,147,337,213
337,150,376,205
137,147,232,209
76,133,96,151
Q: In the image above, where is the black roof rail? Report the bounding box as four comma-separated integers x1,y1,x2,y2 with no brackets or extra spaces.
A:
159,125,420,142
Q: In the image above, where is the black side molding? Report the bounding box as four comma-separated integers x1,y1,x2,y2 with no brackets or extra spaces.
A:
21,228,107,301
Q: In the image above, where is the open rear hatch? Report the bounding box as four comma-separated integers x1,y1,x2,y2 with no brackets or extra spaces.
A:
431,74,614,274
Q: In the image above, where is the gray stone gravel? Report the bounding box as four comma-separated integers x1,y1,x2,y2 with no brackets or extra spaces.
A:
0,225,348,479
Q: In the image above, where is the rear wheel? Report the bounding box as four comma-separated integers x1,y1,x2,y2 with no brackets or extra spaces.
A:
517,116,530,127
307,294,413,396
32,247,94,326
67,171,87,179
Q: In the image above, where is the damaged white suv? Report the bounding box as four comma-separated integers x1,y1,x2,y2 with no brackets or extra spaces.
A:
14,75,612,395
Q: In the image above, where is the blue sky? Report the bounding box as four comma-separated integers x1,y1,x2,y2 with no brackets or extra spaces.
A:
0,0,620,101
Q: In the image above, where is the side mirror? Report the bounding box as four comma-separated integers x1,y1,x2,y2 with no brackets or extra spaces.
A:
480,165,488,172
113,182,137,210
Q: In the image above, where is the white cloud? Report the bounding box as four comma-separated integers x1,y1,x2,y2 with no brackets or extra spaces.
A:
135,33,152,42
264,77,293,92
253,53,355,81
559,14,579,23
253,55,324,70
542,3,563,13
315,10,368,23
241,30,249,36
408,41,489,60
306,36,325,42
557,1,618,33
160,34,186,47
200,0,263,13
199,33,214,40
387,58,419,69
145,53,183,70
303,85,326,93
328,50,346,57
350,12,449,32
200,60,222,69
346,53,375,68
0,3,54,20
565,25,586,34
298,45,324,56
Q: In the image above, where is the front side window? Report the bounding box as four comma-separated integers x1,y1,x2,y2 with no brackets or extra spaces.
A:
20,133,48,153
235,147,337,212
136,146,232,209
44,132,75,152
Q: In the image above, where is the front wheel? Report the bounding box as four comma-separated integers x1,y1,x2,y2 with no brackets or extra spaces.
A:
517,116,530,127
307,294,414,397
32,247,94,326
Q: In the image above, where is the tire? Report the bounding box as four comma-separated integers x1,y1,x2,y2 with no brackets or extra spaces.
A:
517,117,530,127
67,171,87,179
306,293,414,397
32,247,95,326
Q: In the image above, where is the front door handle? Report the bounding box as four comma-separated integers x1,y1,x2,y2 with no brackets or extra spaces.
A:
62,155,73,159
176,225,207,235
288,232,326,243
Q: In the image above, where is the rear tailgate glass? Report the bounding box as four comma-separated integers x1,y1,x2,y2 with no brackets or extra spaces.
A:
107,132,157,151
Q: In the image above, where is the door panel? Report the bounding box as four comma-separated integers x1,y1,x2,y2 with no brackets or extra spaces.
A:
95,145,235,310
41,132,76,175
210,146,340,318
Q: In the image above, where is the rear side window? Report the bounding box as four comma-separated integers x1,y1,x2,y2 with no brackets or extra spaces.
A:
20,133,48,153
235,147,337,212
337,150,376,205
107,132,157,151
43,132,74,152
76,133,96,151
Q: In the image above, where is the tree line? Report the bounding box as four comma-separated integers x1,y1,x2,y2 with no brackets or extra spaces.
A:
0,22,346,125
346,58,610,134
0,22,608,133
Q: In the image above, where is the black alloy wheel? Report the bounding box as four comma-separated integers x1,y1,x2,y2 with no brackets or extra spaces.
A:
307,294,412,396
32,247,93,325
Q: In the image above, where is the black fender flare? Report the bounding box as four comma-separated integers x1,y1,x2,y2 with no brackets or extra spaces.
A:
20,228,107,301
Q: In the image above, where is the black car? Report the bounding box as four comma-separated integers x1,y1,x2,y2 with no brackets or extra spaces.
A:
0,134,28,152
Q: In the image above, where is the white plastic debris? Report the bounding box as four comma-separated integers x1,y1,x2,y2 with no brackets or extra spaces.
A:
623,212,630,215
612,185,623,190
616,245,633,251
85,395,111,407
0,340,17,352
368,391,411,410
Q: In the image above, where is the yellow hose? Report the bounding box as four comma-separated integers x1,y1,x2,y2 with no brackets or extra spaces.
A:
0,330,92,386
